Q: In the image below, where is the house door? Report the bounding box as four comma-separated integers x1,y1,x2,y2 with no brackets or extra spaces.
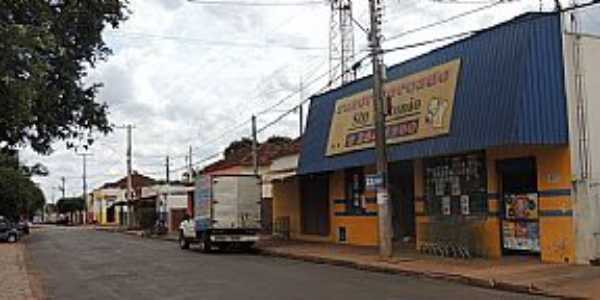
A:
497,158,540,255
300,173,330,236
107,206,115,223
389,161,415,241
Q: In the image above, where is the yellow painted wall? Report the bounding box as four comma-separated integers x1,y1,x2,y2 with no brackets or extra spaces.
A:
330,169,379,246
487,145,575,263
415,146,574,262
271,177,333,242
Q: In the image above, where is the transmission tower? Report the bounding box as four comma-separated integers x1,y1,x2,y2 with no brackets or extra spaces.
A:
329,0,356,87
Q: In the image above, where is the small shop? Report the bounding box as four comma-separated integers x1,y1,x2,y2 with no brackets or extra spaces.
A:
298,13,584,263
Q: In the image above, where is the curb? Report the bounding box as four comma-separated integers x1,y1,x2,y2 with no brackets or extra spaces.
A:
256,248,587,300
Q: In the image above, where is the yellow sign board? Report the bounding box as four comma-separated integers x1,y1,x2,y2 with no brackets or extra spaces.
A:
326,59,461,156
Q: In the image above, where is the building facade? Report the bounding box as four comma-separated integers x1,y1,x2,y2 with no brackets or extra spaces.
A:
297,13,600,264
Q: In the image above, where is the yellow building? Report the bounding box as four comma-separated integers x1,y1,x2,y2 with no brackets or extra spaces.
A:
278,14,600,264
89,187,125,225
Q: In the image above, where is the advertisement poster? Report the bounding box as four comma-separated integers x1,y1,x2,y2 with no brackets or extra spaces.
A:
460,195,470,215
326,59,461,156
505,193,539,220
502,221,540,252
442,196,451,216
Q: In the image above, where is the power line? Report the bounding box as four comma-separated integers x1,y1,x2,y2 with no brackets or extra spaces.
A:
385,0,508,42
187,0,325,7
108,32,326,50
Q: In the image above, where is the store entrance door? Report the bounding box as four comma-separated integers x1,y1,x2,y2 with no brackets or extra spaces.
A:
389,161,415,242
497,158,540,255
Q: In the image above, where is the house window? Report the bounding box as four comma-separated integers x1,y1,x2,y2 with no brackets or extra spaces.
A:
423,152,487,216
345,167,366,215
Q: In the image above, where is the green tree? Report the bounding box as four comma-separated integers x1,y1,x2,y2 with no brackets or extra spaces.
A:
0,0,129,154
0,165,45,221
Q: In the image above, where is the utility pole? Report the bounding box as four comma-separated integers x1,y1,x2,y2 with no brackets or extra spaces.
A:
117,124,135,228
368,0,392,258
188,145,193,183
164,155,170,224
77,153,92,224
251,115,258,175
60,176,66,199
299,78,305,137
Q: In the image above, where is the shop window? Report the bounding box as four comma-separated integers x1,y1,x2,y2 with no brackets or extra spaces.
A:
424,152,487,216
345,167,367,215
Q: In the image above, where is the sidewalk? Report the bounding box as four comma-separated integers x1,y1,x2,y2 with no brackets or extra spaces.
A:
0,244,35,300
257,239,600,299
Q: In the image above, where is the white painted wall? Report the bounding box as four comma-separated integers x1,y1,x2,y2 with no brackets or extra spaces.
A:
563,32,600,264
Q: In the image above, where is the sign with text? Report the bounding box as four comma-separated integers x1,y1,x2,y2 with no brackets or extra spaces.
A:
326,59,461,156
365,174,383,192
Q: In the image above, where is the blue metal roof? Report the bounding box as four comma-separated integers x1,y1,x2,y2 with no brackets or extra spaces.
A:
299,13,568,175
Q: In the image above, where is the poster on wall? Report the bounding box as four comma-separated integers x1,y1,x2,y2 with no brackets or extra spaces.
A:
460,195,470,215
442,196,451,215
326,59,462,156
502,221,540,252
505,193,539,220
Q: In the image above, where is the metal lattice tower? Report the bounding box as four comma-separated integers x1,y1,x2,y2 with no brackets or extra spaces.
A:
329,0,356,87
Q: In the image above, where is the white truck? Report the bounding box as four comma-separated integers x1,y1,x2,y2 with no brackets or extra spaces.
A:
178,174,262,252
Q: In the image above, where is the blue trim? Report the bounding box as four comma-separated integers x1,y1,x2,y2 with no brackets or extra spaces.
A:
540,210,573,217
335,212,378,217
538,189,571,197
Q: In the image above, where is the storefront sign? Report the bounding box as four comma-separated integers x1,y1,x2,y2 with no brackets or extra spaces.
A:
326,59,462,156
365,174,383,191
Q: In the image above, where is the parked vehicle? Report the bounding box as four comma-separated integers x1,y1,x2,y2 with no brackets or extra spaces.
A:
179,174,261,252
17,220,30,235
0,217,21,243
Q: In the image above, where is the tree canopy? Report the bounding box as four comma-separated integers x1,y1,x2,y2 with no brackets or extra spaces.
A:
0,0,129,154
0,156,46,221
56,197,84,214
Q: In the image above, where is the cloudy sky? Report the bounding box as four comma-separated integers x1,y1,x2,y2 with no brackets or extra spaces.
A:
20,0,600,202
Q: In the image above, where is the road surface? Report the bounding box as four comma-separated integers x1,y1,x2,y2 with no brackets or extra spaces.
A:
25,226,547,300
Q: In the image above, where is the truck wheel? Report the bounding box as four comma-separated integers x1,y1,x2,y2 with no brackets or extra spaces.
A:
179,231,189,250
200,234,212,253
7,234,17,243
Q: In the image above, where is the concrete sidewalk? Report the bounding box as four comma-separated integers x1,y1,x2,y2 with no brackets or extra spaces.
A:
257,239,600,299
0,243,36,300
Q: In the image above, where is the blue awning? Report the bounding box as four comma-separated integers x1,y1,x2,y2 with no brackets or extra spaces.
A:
299,13,568,175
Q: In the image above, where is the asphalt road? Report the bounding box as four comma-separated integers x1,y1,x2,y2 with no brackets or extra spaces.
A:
26,227,547,300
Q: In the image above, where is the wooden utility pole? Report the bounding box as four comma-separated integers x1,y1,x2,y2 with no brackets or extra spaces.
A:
60,176,66,199
188,145,193,183
251,115,258,175
369,0,393,258
77,153,92,224
299,78,304,137
116,124,135,228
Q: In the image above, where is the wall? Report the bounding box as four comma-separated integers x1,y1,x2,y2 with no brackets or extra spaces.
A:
487,145,574,263
272,177,333,243
563,33,600,264
414,146,574,262
91,188,124,225
330,169,379,246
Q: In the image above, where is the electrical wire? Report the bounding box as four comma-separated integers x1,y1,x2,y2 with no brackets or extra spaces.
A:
108,32,326,50
385,0,507,42
187,0,325,7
